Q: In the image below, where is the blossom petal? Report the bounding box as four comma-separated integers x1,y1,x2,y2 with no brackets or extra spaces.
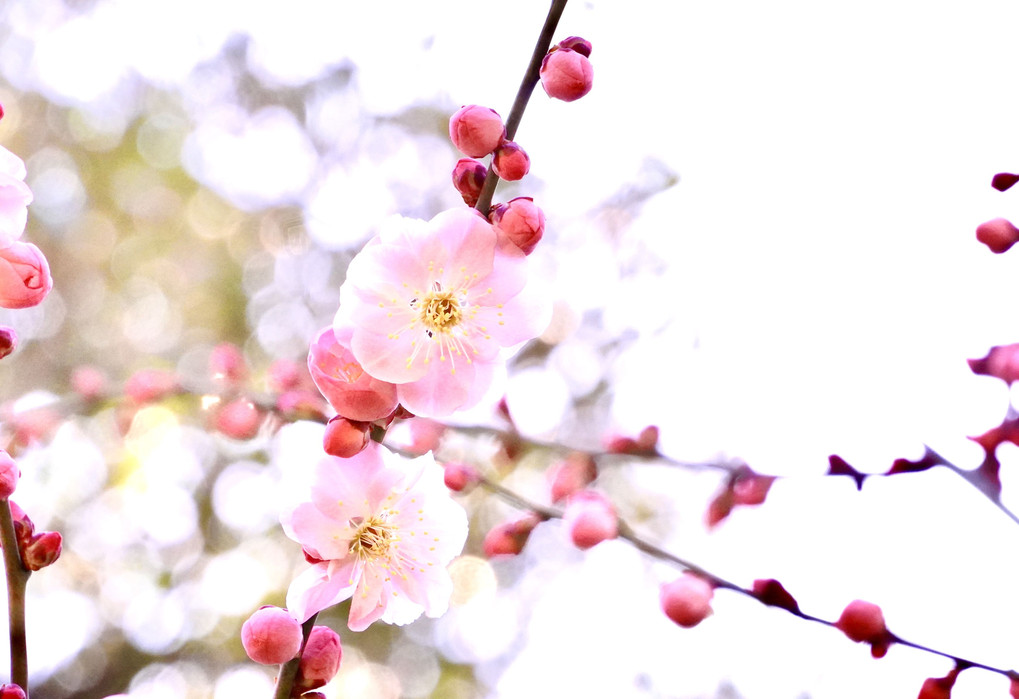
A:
286,559,358,623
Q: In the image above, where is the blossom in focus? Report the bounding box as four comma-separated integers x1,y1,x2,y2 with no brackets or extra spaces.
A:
281,442,468,631
0,242,51,309
0,146,31,248
540,44,594,102
338,208,551,417
309,325,399,422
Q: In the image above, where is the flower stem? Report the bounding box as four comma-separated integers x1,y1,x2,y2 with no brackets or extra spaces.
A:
0,499,28,691
475,0,569,214
272,613,317,699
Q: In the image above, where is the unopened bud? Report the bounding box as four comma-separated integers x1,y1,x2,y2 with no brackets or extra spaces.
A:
540,47,593,102
125,369,178,404
0,684,26,699
968,343,1019,384
660,573,714,628
0,451,18,499
209,343,248,386
563,490,617,549
213,399,263,440
71,365,107,401
976,217,1019,254
452,158,488,207
490,197,544,255
0,327,16,360
323,416,371,458
449,105,505,158
835,599,892,658
492,141,530,182
992,172,1019,192
917,668,959,699
295,625,342,693
22,530,61,571
241,606,302,665
443,462,480,492
483,512,541,557
548,452,597,503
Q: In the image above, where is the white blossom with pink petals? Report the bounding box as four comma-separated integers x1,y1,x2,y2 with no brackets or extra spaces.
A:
336,208,551,417
281,442,468,631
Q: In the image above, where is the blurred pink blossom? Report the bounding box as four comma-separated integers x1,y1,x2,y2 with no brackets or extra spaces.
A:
0,146,31,248
281,442,468,630
338,208,551,417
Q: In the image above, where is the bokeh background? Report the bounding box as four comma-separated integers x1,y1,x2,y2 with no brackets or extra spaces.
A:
1,0,1019,697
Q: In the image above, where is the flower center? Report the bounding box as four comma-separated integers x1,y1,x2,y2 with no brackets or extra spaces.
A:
419,288,462,334
349,513,397,562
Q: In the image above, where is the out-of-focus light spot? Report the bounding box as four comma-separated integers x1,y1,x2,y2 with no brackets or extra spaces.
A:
436,593,521,664
183,105,317,211
199,545,284,616
127,662,208,698
125,484,198,546
504,368,570,438
328,649,401,699
387,641,440,698
212,460,283,534
122,587,189,654
137,113,187,170
255,300,317,357
448,555,497,606
27,590,102,676
66,108,127,151
214,665,275,698
121,279,182,354
27,152,87,228
550,340,604,397
185,189,244,241
32,10,126,104
304,163,396,250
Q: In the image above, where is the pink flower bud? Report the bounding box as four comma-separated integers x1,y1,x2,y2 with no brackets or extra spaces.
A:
492,141,530,181
71,365,106,401
1010,677,1019,699
449,105,505,158
976,217,1019,254
322,416,371,458
732,474,775,506
452,158,488,207
0,684,26,699
295,625,342,693
209,343,248,386
660,573,714,628
443,462,479,492
241,606,303,665
968,343,1019,384
310,325,398,422
267,358,303,393
917,668,959,699
213,399,263,440
548,452,597,503
22,530,61,570
490,197,544,255
835,599,892,658
0,327,15,360
125,369,178,404
562,490,617,549
605,425,659,455
540,48,593,102
0,242,51,309
992,172,1019,192
483,512,541,557
0,451,19,499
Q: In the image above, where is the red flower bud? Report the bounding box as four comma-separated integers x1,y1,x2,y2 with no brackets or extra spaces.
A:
490,197,544,255
992,172,1019,192
452,158,487,207
0,684,26,699
0,242,52,309
660,573,714,628
443,462,479,492
835,599,892,658
976,217,1019,254
322,416,371,458
482,512,541,557
492,141,530,182
449,105,505,158
540,48,593,102
295,625,342,693
22,530,61,571
558,36,592,58
0,327,16,360
563,490,617,549
548,452,597,503
241,606,302,665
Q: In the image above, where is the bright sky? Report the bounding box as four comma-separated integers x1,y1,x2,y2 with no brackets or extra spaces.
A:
5,0,1019,697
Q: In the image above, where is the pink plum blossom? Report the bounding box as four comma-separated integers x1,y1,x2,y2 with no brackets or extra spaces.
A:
281,442,468,631
0,146,31,248
0,242,51,309
309,325,399,422
337,208,551,417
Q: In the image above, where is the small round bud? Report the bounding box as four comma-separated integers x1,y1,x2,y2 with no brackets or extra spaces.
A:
71,365,107,401
976,217,1019,254
0,451,19,499
562,490,617,549
125,369,178,404
540,48,593,102
323,416,371,458
492,141,530,181
241,606,302,665
210,343,248,386
295,625,342,693
483,512,541,557
449,105,505,158
835,599,892,657
490,197,545,255
0,684,26,699
267,358,303,393
443,462,480,492
213,399,263,440
0,327,16,360
452,158,488,207
660,573,715,628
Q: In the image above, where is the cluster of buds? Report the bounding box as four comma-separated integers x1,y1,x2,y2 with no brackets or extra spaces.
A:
447,35,592,259
241,606,342,696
